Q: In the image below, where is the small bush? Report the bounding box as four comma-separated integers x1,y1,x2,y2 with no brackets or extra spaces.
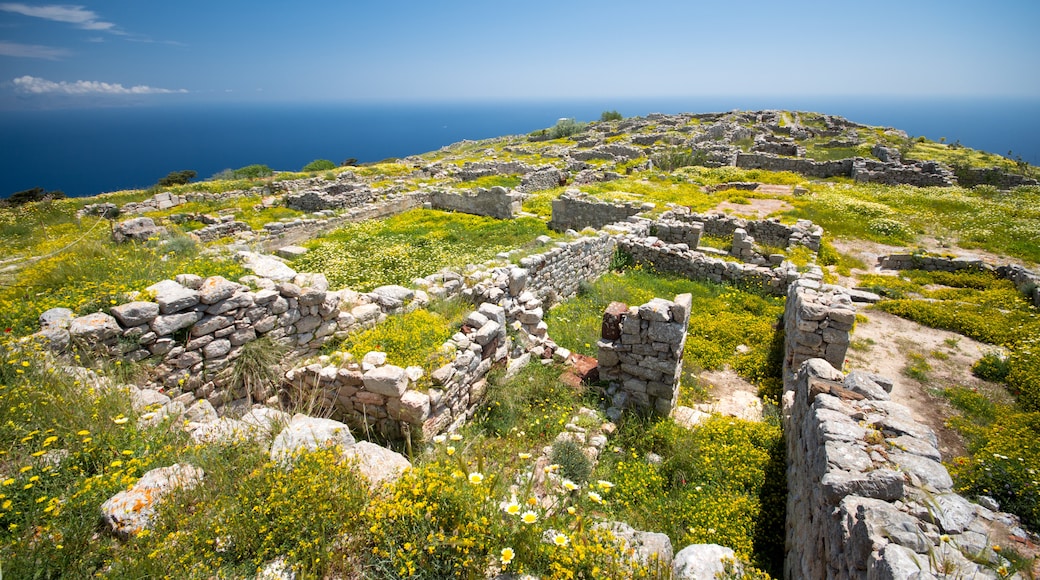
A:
600,110,623,122
548,118,587,140
232,164,273,180
155,170,196,188
973,352,1011,383
301,159,336,172
550,439,592,485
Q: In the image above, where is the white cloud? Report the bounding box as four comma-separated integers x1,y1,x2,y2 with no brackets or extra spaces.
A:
0,3,116,31
0,40,69,59
12,75,187,95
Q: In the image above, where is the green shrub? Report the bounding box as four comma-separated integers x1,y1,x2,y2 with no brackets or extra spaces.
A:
301,159,336,172
973,352,1011,383
548,118,587,140
550,439,592,485
155,170,196,188
599,416,784,575
652,148,708,171
232,164,273,180
600,110,623,122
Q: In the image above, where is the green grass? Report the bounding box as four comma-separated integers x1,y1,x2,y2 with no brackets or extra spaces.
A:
787,182,1040,262
546,268,785,399
595,414,785,576
460,175,523,189
337,307,460,382
0,227,246,336
293,209,554,292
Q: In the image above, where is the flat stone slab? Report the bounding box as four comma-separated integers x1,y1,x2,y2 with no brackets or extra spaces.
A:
275,245,309,259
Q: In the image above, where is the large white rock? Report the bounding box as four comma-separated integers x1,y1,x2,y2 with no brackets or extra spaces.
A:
239,252,297,282
363,365,409,397
69,312,121,342
672,544,739,580
341,441,411,489
100,463,203,537
269,415,356,464
146,279,200,314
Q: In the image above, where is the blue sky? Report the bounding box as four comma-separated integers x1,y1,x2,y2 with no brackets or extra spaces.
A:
1,0,1039,108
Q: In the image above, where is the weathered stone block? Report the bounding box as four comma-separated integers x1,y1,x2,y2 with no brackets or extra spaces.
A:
363,365,409,397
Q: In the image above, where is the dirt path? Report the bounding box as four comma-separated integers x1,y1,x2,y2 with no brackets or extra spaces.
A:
709,197,793,219
844,308,1010,460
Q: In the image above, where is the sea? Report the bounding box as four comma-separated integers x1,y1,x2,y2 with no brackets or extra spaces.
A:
2,96,1038,199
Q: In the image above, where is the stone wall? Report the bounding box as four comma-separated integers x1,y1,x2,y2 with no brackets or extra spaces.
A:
549,191,651,233
428,186,522,220
878,253,1040,307
283,302,507,440
735,152,854,179
734,152,956,187
660,209,823,252
784,358,1018,579
598,294,691,416
517,233,618,305
80,188,267,218
39,273,342,412
651,218,703,248
956,167,1039,189
284,184,374,211
782,279,854,375
851,158,955,187
617,235,800,297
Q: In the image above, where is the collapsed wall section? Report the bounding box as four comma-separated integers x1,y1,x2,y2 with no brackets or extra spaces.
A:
660,208,822,252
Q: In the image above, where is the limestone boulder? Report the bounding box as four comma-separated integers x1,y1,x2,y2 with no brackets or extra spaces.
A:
113,217,166,243
341,441,411,489
100,463,203,537
110,301,160,327
672,544,739,579
270,415,356,464
69,312,121,343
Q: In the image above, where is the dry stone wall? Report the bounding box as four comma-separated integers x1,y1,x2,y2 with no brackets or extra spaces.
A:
734,152,956,187
782,279,854,374
878,254,1040,307
516,233,617,305
618,235,800,297
283,301,508,440
597,294,691,416
784,358,1025,579
428,186,522,219
549,190,651,233
780,282,1027,579
956,167,1038,189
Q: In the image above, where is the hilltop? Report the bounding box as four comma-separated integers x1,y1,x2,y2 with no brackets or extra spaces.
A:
1,110,1039,579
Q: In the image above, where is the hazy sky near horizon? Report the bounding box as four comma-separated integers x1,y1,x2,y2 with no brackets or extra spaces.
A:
1,0,1038,108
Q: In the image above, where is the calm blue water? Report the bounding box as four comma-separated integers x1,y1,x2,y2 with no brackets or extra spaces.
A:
2,97,1038,198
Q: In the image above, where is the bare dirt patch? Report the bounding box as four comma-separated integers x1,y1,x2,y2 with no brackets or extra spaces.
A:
710,197,793,219
695,368,764,422
844,308,1009,460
